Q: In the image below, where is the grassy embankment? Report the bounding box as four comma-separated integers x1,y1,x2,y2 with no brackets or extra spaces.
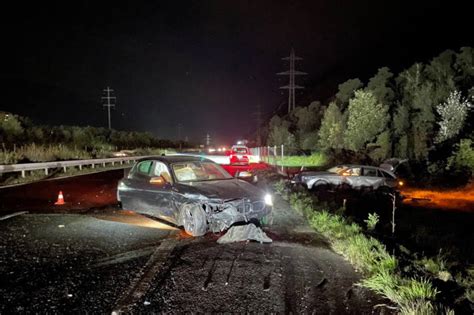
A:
0,143,171,164
0,144,173,186
272,180,460,314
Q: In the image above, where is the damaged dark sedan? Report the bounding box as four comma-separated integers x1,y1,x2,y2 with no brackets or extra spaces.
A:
117,156,273,236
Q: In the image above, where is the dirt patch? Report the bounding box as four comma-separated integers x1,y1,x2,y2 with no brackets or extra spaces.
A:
401,182,474,211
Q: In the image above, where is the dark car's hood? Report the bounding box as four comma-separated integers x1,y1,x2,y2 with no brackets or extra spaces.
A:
176,179,263,201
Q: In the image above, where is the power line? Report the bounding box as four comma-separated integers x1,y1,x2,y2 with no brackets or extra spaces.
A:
101,86,116,129
277,48,307,113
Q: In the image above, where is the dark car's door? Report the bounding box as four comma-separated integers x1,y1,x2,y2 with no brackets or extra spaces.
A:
120,160,153,209
145,161,177,222
121,160,175,221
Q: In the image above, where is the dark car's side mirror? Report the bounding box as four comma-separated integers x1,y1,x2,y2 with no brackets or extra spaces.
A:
149,176,168,187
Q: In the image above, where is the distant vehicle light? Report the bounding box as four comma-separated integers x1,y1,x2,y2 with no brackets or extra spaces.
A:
208,148,216,153
237,171,252,178
398,181,404,186
264,194,273,206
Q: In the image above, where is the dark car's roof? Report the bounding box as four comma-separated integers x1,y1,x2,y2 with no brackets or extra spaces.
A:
136,155,213,164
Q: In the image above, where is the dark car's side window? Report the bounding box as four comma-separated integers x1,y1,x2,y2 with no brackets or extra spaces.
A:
137,161,153,176
152,161,172,183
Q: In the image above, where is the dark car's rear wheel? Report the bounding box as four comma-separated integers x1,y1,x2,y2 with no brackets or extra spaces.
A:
180,203,208,237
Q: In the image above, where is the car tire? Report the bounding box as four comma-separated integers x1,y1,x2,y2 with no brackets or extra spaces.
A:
180,203,208,237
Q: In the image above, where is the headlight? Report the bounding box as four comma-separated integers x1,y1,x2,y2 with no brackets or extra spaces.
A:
264,194,273,206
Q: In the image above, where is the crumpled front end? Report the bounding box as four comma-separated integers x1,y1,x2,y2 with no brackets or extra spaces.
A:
203,198,271,233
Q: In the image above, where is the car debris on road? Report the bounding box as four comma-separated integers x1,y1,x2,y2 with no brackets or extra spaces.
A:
217,223,272,244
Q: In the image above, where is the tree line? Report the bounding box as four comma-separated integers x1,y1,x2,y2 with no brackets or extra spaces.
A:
266,47,473,178
0,114,181,151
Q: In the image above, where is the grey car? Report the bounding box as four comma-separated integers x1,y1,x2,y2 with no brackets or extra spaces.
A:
117,156,273,236
291,164,402,191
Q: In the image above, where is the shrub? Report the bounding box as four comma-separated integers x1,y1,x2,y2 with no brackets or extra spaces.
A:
364,212,380,231
447,138,474,174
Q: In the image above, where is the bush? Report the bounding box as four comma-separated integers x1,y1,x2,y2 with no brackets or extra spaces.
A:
364,212,380,231
447,138,474,174
18,144,92,162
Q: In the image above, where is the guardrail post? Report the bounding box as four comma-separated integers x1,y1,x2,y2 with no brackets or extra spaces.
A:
103,162,106,167
63,166,67,173
44,168,48,175
79,165,82,170
21,170,25,178
91,163,95,169
112,161,115,166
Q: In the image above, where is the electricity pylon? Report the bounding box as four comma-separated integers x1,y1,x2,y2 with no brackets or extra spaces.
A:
278,48,306,113
101,86,116,129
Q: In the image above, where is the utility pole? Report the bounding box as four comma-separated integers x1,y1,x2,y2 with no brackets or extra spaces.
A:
278,48,306,113
205,133,211,146
101,86,116,129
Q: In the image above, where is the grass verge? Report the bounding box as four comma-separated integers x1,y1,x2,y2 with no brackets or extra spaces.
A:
273,180,450,314
264,153,327,167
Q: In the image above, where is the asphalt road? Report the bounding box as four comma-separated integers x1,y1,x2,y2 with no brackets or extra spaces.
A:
0,170,386,313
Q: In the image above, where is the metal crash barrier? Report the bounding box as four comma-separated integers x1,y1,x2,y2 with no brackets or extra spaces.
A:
0,156,146,178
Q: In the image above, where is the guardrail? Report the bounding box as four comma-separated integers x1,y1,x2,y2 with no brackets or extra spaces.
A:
0,156,145,178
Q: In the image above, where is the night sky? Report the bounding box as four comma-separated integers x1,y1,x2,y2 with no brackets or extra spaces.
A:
2,1,473,145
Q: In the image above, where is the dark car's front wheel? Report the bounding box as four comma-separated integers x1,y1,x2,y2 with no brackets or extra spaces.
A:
180,203,208,237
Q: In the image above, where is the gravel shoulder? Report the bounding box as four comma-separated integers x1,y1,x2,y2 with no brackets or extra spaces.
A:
133,194,387,313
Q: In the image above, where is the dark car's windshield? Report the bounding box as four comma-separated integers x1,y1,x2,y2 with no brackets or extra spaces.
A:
172,161,233,182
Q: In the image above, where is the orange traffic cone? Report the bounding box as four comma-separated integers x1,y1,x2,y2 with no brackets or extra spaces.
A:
54,191,65,205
